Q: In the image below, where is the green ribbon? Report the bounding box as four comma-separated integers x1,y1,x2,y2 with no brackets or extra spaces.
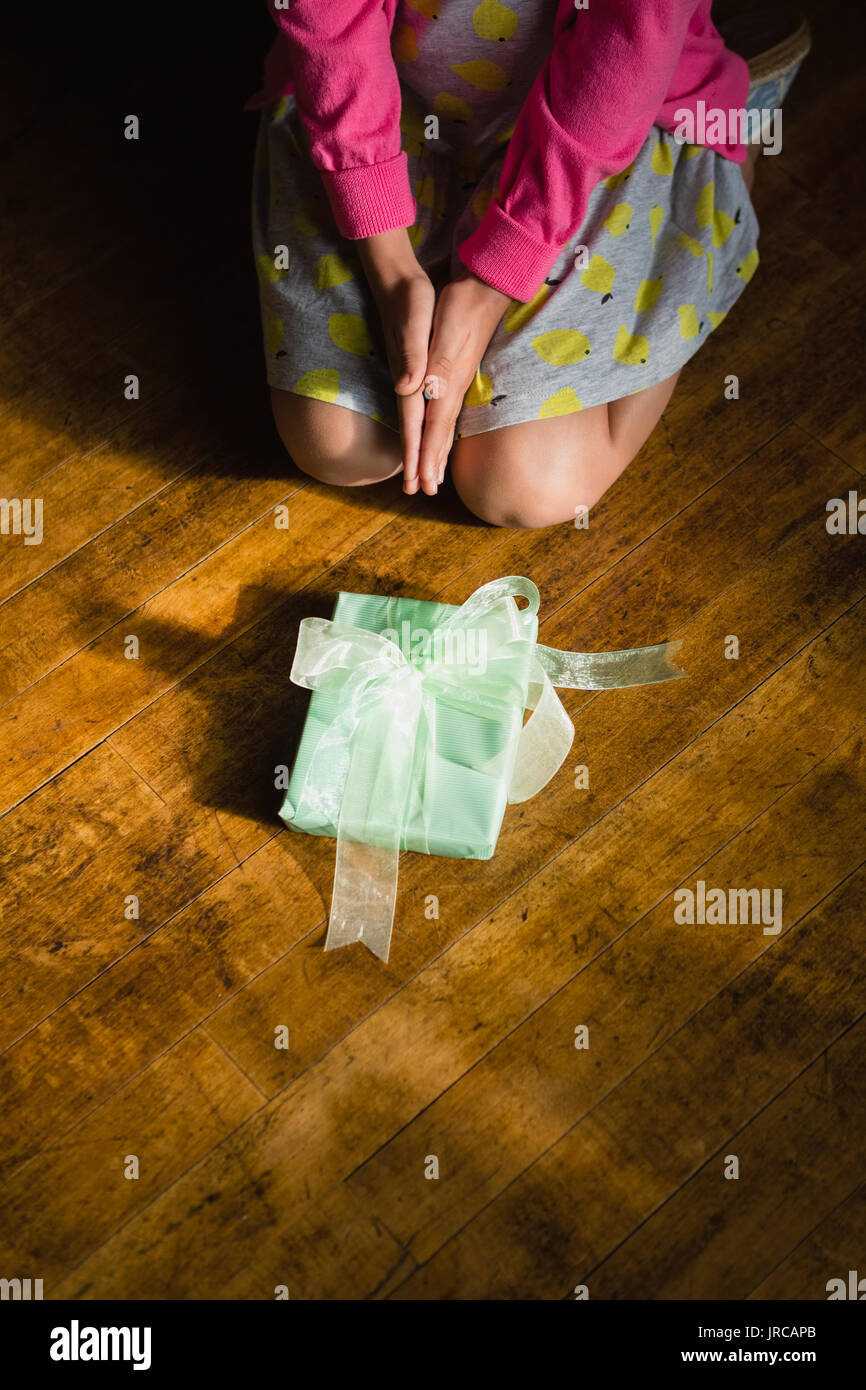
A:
286,577,685,962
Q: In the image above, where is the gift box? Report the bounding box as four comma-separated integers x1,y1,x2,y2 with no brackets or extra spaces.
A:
281,577,685,962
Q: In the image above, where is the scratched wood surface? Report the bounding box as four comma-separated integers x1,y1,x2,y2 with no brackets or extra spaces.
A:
0,1,863,1300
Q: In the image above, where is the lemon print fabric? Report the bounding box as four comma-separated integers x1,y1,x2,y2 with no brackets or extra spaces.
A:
464,369,495,406
580,255,615,302
472,0,518,42
634,278,662,311
613,326,649,366
678,232,704,260
649,206,664,249
315,254,354,291
503,283,549,332
263,310,284,359
252,1,760,437
293,369,340,403
695,182,714,229
329,314,376,357
399,107,427,156
604,163,634,192
678,305,701,340
736,248,760,283
603,204,633,238
651,140,674,176
433,91,473,124
532,329,591,365
538,387,583,418
450,59,510,91
255,252,288,286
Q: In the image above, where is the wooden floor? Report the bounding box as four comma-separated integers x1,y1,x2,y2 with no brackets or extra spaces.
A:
1,0,864,1300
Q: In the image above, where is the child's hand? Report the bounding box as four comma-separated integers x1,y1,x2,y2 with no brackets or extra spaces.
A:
413,272,511,496
357,230,435,485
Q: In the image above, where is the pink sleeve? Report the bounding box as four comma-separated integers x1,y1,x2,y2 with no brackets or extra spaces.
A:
459,0,743,302
271,0,416,239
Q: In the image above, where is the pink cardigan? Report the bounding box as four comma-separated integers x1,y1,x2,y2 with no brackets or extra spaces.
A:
248,0,749,302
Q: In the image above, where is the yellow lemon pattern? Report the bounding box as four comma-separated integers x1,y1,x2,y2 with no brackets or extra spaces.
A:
603,162,634,191
315,254,354,291
293,369,339,403
602,203,633,237
581,255,615,301
464,370,495,406
472,0,518,41
651,141,674,176
450,59,510,91
538,388,583,418
433,92,473,124
713,208,737,247
256,253,288,286
263,311,284,358
634,278,662,311
678,304,701,339
532,329,591,365
696,182,714,228
254,11,760,428
736,248,760,283
328,314,375,357
613,326,649,365
504,283,549,332
399,107,427,156
678,232,704,259
649,205,664,249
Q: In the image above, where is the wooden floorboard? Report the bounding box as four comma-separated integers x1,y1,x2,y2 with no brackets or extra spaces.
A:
1,0,864,1300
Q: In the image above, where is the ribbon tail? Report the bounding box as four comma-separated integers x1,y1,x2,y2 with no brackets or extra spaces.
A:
319,663,422,964
536,637,687,690
325,686,438,962
508,660,575,804
325,836,398,963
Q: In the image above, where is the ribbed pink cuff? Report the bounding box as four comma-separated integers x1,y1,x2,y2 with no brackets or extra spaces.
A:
320,153,417,239
459,202,562,302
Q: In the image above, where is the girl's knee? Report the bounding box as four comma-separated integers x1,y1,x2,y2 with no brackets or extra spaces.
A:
450,418,627,529
269,388,402,487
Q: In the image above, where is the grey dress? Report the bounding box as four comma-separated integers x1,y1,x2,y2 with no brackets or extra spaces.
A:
252,0,759,437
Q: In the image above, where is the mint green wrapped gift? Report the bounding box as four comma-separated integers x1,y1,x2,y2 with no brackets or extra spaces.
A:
281,577,685,962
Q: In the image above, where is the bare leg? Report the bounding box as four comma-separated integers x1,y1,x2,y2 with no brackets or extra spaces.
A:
270,387,403,486
450,369,681,529
607,370,681,463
